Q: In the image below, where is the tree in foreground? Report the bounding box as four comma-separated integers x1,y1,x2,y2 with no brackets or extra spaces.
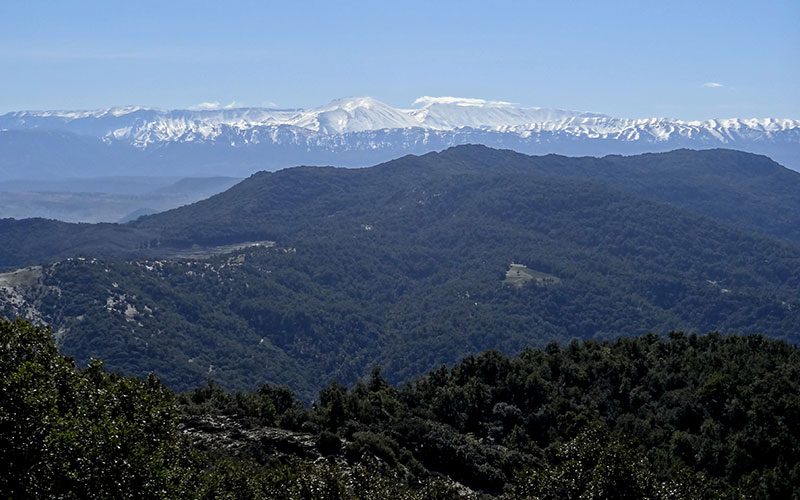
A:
0,316,466,499
504,422,712,500
0,316,196,498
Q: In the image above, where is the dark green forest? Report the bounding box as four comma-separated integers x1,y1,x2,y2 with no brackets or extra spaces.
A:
3,317,798,499
3,148,800,397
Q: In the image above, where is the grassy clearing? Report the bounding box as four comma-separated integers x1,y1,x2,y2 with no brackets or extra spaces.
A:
503,263,561,287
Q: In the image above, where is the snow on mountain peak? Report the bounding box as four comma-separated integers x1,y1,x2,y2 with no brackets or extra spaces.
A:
412,96,515,108
1,97,797,159
298,97,420,133
408,96,595,130
12,105,159,120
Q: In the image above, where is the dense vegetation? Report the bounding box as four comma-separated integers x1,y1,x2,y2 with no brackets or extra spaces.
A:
128,146,800,247
3,147,800,397
0,316,460,499
531,148,800,246
4,147,800,498
0,217,151,271
4,316,799,498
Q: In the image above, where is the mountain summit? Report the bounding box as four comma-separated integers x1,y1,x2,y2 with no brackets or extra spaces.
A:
1,97,798,178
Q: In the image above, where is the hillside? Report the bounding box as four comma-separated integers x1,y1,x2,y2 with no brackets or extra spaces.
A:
4,147,800,271
2,147,800,399
531,148,800,245
127,146,800,245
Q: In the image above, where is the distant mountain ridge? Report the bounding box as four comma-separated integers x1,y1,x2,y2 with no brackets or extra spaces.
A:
2,97,798,178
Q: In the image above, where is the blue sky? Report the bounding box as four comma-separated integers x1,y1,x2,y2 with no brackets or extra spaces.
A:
1,0,797,119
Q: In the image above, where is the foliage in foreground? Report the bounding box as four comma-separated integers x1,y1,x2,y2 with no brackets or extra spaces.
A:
3,316,800,499
183,333,800,499
0,317,460,499
0,316,193,498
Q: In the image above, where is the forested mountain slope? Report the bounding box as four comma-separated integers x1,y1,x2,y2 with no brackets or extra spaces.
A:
3,146,800,271
2,147,799,398
530,148,800,245
130,146,800,246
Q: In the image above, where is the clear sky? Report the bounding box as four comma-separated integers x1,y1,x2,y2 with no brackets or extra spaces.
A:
1,0,797,120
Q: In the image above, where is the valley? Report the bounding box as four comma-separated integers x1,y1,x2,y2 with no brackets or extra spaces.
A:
0,175,242,223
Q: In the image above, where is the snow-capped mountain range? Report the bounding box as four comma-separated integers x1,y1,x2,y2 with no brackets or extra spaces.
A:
1,96,799,178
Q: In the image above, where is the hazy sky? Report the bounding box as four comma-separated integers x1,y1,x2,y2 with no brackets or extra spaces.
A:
1,0,797,119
